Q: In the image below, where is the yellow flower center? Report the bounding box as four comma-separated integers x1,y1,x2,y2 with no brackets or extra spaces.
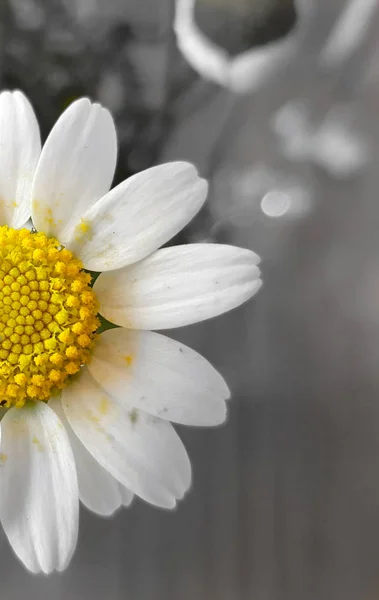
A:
0,226,99,407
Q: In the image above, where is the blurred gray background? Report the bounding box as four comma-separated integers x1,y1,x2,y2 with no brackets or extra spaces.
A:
1,0,379,598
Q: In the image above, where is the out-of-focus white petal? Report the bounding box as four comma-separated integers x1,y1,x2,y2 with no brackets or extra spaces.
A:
88,328,229,426
119,484,134,507
320,0,378,68
94,243,261,330
65,162,207,271
174,0,229,85
62,368,191,509
31,98,117,240
49,397,131,517
0,90,40,227
0,402,79,574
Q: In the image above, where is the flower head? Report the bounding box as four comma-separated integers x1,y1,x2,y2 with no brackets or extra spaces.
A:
0,90,261,574
0,226,98,405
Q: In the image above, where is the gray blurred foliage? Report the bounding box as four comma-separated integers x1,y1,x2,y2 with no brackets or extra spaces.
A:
1,1,379,599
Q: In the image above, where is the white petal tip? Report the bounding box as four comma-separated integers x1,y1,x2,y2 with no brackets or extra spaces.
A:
252,278,263,295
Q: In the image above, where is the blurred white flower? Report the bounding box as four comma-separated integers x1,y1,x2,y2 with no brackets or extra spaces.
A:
273,102,370,177
174,0,378,93
174,0,311,93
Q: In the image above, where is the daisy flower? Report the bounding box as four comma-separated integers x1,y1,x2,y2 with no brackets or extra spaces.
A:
0,90,261,574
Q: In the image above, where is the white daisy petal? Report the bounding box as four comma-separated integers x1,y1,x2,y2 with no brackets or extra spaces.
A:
0,90,40,227
31,98,117,240
119,484,134,507
88,329,229,426
0,402,79,574
94,244,262,330
65,162,208,271
62,367,192,509
49,397,127,517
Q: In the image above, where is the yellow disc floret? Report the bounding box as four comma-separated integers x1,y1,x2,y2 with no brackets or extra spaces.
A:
0,226,100,407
